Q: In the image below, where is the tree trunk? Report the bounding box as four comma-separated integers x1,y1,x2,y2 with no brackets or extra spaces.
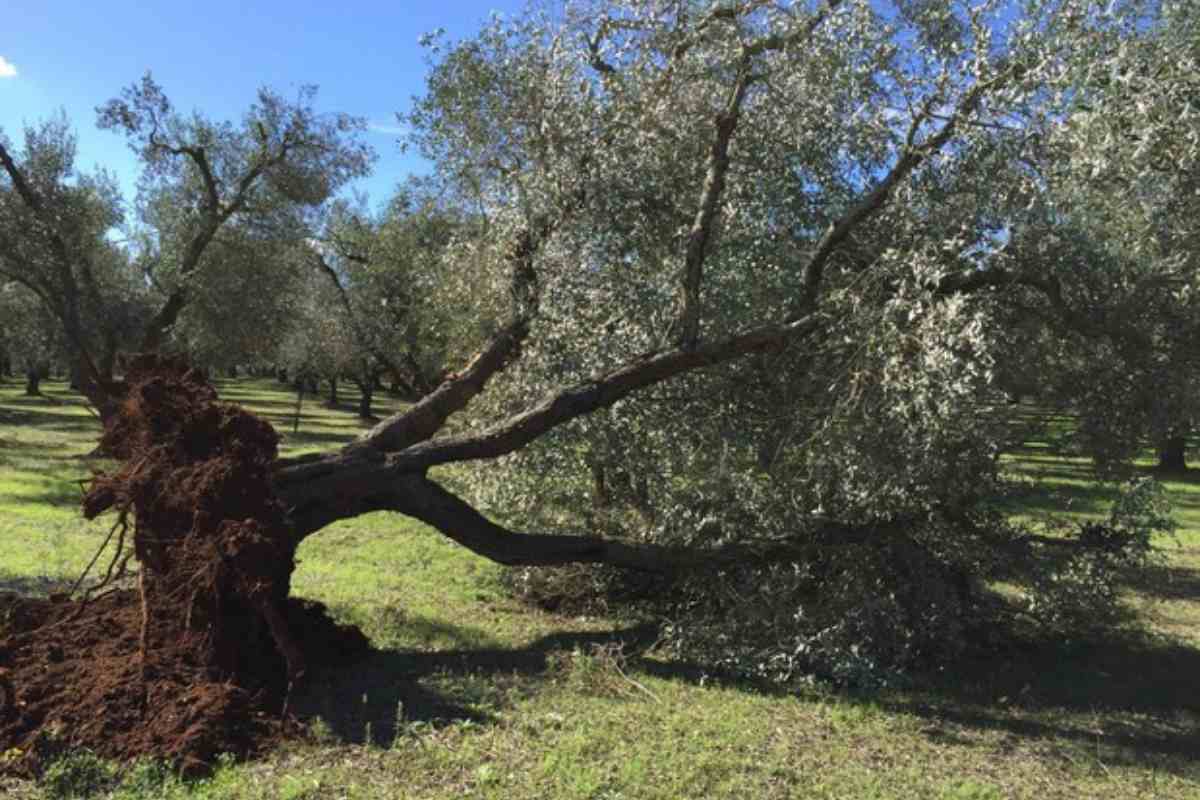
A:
24,366,41,396
228,364,239,379
591,462,611,510
99,337,118,384
277,367,289,384
355,378,375,421
326,377,339,408
1157,432,1188,472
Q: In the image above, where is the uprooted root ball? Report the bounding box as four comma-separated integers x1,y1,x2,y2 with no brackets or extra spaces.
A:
0,355,367,776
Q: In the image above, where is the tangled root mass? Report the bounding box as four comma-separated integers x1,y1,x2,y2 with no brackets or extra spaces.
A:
0,355,366,775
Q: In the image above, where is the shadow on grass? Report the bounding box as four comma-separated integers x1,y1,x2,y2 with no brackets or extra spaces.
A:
996,480,1115,519
0,405,99,437
290,622,661,746
1121,562,1200,601
292,609,1200,778
0,433,94,511
213,383,404,421
884,631,1200,774
272,428,371,450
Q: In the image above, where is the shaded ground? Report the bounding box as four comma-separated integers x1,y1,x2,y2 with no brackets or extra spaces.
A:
284,619,1200,780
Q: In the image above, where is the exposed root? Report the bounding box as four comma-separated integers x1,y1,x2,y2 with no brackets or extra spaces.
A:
0,669,13,720
0,355,369,776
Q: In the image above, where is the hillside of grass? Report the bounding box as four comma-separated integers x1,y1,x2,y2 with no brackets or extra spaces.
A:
1,377,1197,799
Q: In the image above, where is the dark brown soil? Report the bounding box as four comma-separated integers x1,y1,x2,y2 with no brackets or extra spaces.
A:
0,355,368,776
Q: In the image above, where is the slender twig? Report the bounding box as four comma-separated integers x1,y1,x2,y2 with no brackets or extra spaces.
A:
84,514,132,602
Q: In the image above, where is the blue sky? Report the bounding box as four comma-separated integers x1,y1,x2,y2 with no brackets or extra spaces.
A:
0,0,526,210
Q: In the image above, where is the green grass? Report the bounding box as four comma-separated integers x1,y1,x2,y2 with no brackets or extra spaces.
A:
1,378,1198,799
999,407,1200,646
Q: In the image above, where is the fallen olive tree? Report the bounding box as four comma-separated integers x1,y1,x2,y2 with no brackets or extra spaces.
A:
0,0,1189,770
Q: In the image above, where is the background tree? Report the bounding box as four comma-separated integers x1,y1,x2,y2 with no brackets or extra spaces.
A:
163,228,310,375
311,185,473,404
984,0,1200,473
0,78,372,412
274,267,362,411
0,117,128,396
0,282,65,395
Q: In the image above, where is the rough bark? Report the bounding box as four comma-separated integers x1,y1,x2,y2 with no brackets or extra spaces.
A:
343,318,531,456
272,312,821,558
674,68,751,349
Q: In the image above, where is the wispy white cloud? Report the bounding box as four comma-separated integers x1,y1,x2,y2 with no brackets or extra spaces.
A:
368,122,408,136
0,56,17,79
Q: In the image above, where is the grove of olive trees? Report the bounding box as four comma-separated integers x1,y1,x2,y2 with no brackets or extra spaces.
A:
0,0,1195,768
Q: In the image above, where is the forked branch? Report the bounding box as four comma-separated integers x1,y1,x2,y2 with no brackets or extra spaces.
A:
389,313,820,471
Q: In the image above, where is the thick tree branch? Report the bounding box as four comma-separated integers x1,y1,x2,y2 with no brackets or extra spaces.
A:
674,68,752,349
0,143,111,396
397,475,718,570
334,212,564,456
666,2,844,349
797,76,998,310
0,143,83,295
147,132,220,213
932,263,1156,352
346,317,531,456
0,143,43,213
282,471,905,571
388,314,820,471
138,132,297,353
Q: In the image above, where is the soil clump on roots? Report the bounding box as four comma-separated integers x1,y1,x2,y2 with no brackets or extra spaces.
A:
0,355,367,775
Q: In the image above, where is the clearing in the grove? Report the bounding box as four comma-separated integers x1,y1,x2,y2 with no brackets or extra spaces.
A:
1,376,1198,800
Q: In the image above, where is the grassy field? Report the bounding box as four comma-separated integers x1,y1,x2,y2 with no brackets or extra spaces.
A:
1,378,1198,799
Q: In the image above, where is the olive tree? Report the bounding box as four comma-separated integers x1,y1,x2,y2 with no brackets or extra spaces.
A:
13,0,1170,683
981,0,1200,473
215,0,1186,682
0,282,64,395
0,77,372,412
0,118,133,394
305,186,471,411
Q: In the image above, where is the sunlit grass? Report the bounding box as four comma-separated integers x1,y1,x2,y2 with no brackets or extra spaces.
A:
1,377,1197,799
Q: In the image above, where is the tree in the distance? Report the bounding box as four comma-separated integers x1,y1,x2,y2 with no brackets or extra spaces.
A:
0,117,131,395
985,0,1200,473
0,282,64,396
0,76,372,413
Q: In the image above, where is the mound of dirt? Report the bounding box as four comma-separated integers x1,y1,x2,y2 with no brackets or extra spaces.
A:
0,355,368,775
